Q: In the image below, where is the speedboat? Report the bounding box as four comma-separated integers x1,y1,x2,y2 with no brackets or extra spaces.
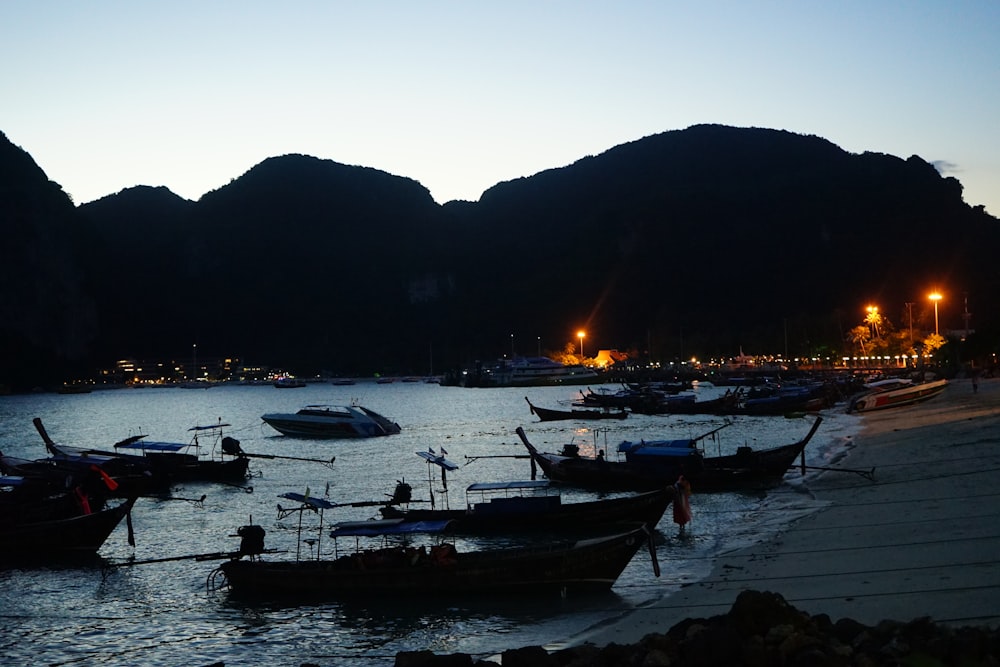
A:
261,404,401,438
847,377,948,413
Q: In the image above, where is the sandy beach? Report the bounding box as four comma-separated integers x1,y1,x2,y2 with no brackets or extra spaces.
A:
576,375,1000,647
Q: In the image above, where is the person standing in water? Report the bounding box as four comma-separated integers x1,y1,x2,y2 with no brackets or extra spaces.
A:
673,475,692,534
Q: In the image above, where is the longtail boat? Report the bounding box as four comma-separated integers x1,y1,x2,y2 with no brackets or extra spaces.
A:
516,417,823,493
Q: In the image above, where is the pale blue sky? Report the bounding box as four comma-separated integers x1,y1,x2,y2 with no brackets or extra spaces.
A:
3,2,998,215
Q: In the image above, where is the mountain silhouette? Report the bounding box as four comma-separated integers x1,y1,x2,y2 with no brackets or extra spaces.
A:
1,125,996,390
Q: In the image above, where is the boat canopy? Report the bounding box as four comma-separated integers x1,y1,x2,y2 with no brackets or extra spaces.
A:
416,450,459,470
466,480,550,492
188,423,230,431
279,492,338,511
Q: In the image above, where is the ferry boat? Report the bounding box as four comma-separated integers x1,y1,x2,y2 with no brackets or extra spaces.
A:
468,356,600,387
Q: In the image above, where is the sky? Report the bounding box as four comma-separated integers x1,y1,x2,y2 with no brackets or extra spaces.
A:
3,2,999,215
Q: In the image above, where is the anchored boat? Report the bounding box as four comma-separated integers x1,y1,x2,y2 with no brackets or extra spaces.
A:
261,403,401,438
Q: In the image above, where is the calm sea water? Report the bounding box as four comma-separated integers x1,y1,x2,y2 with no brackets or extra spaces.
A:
0,382,861,666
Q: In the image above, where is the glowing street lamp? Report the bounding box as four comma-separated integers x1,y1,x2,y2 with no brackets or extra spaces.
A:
929,292,942,335
577,330,586,358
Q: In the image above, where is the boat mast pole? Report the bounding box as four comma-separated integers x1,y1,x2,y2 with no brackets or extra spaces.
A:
426,460,435,509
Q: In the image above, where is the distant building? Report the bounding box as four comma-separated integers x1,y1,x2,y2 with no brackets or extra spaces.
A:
593,349,628,368
100,356,247,385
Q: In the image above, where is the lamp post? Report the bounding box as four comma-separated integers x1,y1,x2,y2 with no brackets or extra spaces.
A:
905,302,914,345
929,292,942,336
577,331,585,359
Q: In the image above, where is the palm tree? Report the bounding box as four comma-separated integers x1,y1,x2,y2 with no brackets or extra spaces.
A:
865,308,884,339
847,325,871,357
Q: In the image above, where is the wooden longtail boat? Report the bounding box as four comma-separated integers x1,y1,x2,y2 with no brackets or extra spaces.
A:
213,521,656,598
377,481,672,534
515,417,823,493
1,493,137,562
33,417,250,492
525,396,628,422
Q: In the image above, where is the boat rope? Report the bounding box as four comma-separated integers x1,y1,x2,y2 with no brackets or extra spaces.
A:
206,567,229,591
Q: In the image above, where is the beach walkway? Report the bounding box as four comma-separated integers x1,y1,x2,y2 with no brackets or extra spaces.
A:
579,376,1000,646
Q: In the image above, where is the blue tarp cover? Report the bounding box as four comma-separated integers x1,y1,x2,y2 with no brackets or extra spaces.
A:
617,439,693,453
115,440,188,452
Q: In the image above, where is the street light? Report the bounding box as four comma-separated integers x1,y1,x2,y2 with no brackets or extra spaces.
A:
929,292,942,336
577,330,585,358
905,302,914,344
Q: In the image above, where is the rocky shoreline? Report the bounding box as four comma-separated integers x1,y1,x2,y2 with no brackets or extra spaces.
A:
393,590,1000,666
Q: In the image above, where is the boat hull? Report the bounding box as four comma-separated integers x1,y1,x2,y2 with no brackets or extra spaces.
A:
218,525,650,598
849,379,948,413
261,405,401,439
381,487,672,534
515,418,821,493
144,453,250,483
526,397,628,422
1,497,136,562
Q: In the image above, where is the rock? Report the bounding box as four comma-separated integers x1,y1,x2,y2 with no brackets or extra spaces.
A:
501,645,556,667
394,591,1000,667
394,649,475,666
640,647,671,666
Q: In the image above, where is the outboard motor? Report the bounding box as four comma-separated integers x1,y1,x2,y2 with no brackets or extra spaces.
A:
559,444,580,458
237,524,266,557
389,481,412,505
221,436,244,456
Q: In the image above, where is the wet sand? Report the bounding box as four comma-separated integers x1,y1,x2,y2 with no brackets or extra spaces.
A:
577,376,1000,646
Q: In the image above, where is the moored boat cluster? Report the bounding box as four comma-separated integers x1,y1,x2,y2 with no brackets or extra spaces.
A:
0,374,950,633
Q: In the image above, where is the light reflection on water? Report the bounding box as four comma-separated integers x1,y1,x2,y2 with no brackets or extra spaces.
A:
0,382,860,665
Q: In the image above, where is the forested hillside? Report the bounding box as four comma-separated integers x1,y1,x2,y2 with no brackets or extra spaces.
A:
1,125,996,390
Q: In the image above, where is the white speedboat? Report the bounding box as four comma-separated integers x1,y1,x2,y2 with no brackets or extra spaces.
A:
261,404,401,438
847,377,948,413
